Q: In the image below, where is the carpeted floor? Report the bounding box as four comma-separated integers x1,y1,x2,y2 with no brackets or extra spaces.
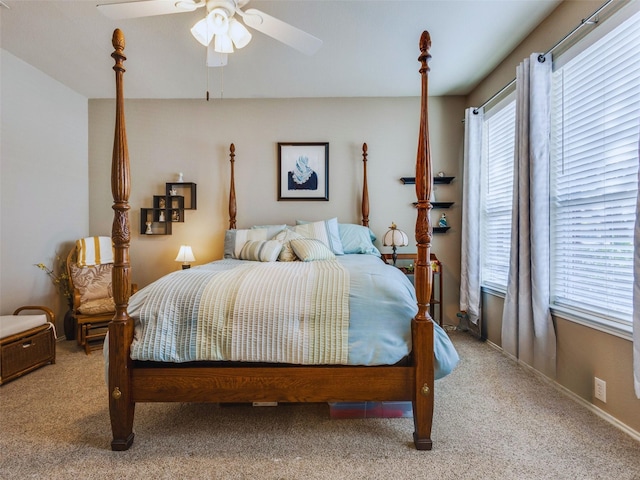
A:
0,331,638,479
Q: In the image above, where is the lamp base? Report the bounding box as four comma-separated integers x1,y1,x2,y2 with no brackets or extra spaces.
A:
181,264,191,270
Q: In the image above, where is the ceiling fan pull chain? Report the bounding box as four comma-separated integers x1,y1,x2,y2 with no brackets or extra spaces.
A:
206,51,210,101
220,67,224,99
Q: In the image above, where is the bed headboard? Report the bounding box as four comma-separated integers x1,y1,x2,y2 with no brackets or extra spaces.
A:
226,142,371,229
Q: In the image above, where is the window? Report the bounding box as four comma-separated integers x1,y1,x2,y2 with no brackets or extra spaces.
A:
480,98,516,291
549,10,640,326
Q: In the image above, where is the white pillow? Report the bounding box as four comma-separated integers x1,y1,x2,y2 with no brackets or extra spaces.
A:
224,228,269,258
273,228,305,262
238,240,283,262
251,224,288,239
289,238,336,261
293,217,344,255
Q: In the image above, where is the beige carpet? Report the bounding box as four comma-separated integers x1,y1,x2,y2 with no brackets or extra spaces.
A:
1,331,638,479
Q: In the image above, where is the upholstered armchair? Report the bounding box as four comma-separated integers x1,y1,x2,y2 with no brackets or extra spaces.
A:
66,236,135,354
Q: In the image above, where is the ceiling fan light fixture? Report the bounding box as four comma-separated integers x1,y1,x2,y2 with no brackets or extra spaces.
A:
190,17,214,46
228,18,251,49
207,8,230,35
214,34,234,54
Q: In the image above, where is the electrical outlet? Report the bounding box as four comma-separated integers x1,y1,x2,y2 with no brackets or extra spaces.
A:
594,377,607,403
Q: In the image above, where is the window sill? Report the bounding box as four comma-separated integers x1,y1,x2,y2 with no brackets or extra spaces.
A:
550,305,632,341
481,287,633,341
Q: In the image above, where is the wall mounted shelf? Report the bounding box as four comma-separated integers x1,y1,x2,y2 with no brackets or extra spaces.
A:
413,201,454,208
433,226,450,233
400,176,455,185
140,182,197,235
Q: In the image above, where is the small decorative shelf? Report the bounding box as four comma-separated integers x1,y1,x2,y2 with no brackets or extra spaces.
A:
140,182,197,235
434,176,455,184
400,176,455,185
413,201,454,208
433,226,451,233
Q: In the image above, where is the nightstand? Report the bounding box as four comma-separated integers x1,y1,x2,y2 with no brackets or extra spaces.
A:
381,252,443,326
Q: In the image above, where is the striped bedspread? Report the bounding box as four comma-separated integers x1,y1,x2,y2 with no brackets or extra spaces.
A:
130,260,350,364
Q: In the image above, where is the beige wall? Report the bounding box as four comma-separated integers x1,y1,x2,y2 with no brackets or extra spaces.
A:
0,50,89,333
88,95,466,325
481,292,639,435
474,0,640,437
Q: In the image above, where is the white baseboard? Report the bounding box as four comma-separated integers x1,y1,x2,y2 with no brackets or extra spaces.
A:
485,339,640,443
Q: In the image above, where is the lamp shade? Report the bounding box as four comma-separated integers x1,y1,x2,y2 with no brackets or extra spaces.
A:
191,8,230,47
175,245,196,269
228,18,252,49
214,33,234,53
382,223,409,247
191,17,214,46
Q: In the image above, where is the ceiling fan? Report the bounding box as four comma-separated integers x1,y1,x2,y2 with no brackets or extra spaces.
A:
97,0,323,67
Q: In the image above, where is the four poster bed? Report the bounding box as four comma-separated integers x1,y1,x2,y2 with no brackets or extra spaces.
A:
107,28,454,451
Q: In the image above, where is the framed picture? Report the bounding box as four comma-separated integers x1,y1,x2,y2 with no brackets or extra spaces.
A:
278,142,329,201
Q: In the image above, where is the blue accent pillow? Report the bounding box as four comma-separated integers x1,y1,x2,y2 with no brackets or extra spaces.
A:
338,223,381,256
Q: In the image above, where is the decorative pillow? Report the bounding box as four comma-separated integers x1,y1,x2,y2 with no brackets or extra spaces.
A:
238,240,283,262
70,263,113,304
289,238,336,262
338,223,381,256
251,224,288,239
224,228,269,258
293,218,344,255
76,236,114,267
273,228,305,262
77,297,115,315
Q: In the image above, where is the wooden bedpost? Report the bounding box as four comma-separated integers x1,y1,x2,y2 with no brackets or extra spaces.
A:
411,30,435,451
229,143,237,230
108,28,136,451
361,143,369,227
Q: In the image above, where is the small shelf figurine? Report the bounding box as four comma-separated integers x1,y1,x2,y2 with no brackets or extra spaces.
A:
159,210,166,222
177,172,184,182
145,222,153,235
438,213,448,227
169,187,178,196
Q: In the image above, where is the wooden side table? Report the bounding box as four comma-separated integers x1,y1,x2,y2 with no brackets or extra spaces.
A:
381,252,443,326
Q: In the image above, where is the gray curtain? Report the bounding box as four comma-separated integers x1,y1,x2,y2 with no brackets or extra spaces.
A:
501,53,556,378
459,107,483,327
634,128,640,398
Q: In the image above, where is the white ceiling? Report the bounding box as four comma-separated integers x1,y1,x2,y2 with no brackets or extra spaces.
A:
0,0,562,99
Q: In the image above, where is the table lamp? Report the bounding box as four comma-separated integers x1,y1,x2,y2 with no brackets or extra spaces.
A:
175,245,195,269
383,223,409,266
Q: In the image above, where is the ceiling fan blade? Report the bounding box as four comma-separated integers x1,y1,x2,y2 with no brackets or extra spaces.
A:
240,8,322,56
207,45,228,67
97,0,202,20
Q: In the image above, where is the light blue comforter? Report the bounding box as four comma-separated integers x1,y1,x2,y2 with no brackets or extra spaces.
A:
126,254,459,379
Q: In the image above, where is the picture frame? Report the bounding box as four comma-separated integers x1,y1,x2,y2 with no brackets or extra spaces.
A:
278,142,329,201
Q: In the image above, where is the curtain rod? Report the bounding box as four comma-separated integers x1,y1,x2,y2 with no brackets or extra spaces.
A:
473,0,614,114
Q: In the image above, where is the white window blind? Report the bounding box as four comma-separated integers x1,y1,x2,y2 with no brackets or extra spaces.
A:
481,99,516,291
550,10,640,324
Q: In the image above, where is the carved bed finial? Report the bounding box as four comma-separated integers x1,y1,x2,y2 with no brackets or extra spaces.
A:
414,30,433,324
111,29,126,73
229,143,237,230
361,143,369,227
